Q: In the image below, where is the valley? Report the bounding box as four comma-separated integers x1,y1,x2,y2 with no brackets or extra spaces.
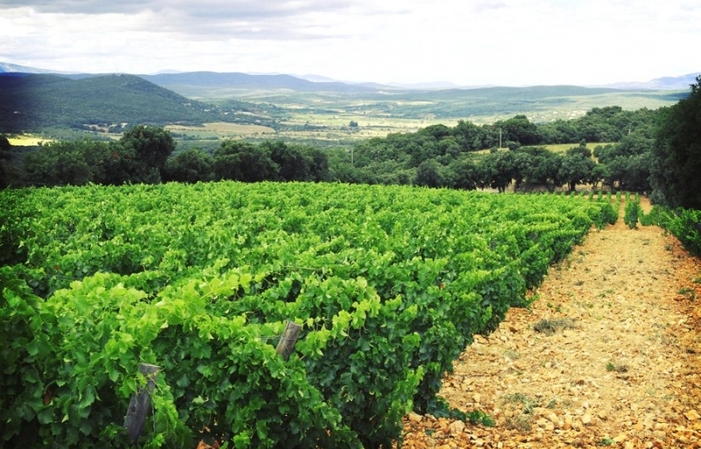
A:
0,70,687,149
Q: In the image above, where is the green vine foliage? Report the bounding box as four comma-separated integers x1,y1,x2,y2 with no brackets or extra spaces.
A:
655,207,701,256
0,182,616,448
624,198,642,229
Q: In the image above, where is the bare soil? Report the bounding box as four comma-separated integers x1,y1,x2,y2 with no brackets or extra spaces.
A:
400,198,701,448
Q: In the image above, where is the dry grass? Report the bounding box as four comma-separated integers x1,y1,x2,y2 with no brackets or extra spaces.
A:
7,134,54,146
165,122,275,137
541,142,615,153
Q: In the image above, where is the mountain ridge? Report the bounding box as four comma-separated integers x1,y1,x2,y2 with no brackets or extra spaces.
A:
1,61,697,92
140,71,378,95
0,64,693,136
603,73,700,90
0,73,242,133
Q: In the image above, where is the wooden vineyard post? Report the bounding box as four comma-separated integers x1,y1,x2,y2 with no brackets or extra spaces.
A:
275,321,302,361
124,363,160,442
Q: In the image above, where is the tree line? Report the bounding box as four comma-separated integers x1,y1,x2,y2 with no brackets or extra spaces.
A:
0,125,331,188
0,128,655,195
328,105,658,188
1,76,699,209
1,125,176,187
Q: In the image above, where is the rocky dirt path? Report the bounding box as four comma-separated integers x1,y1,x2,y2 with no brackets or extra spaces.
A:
400,198,701,448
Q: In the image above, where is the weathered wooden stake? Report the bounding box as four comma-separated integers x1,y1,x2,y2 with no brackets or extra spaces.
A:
124,363,160,442
275,321,302,361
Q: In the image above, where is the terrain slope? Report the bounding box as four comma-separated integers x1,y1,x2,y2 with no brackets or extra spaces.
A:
400,198,701,448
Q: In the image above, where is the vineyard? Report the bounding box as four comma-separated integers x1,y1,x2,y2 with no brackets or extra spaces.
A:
0,182,619,448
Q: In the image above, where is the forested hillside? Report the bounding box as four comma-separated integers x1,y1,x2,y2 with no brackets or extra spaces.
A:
0,73,256,133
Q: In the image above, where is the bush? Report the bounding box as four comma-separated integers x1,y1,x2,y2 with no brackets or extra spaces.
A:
624,199,641,229
661,208,701,256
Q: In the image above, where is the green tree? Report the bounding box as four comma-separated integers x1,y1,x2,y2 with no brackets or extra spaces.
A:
414,159,443,187
538,119,580,144
164,148,215,183
0,135,10,152
559,153,595,192
96,142,154,185
304,147,331,182
350,136,410,169
119,125,176,181
452,120,484,152
595,133,653,192
623,153,652,192
214,140,278,182
444,157,479,190
590,163,609,191
567,141,592,158
479,150,517,192
437,138,462,160
419,124,452,142
580,106,625,142
498,115,541,146
17,138,142,187
514,147,562,191
511,151,534,190
405,135,440,167
650,75,701,208
23,141,92,186
80,140,118,184
263,141,311,181
0,135,13,188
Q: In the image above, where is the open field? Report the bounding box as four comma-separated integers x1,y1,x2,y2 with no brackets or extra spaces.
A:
165,122,276,139
277,112,454,140
209,86,684,124
470,143,613,155
541,143,581,153
542,142,614,153
172,86,675,148
170,116,455,149
7,134,54,146
181,87,683,147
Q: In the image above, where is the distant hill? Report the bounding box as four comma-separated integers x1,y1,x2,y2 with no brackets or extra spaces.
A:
1,62,693,137
0,62,58,74
0,73,240,133
141,71,378,98
387,81,461,90
2,61,698,92
408,85,622,101
605,73,700,90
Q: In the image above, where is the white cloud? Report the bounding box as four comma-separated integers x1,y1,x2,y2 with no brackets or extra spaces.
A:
0,0,699,85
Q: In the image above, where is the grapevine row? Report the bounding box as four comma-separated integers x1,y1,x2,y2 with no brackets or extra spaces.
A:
0,182,617,448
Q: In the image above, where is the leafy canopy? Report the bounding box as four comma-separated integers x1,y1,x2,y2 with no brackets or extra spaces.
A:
651,75,701,208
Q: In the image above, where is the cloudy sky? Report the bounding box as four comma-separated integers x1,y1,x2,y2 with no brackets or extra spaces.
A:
0,0,699,86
